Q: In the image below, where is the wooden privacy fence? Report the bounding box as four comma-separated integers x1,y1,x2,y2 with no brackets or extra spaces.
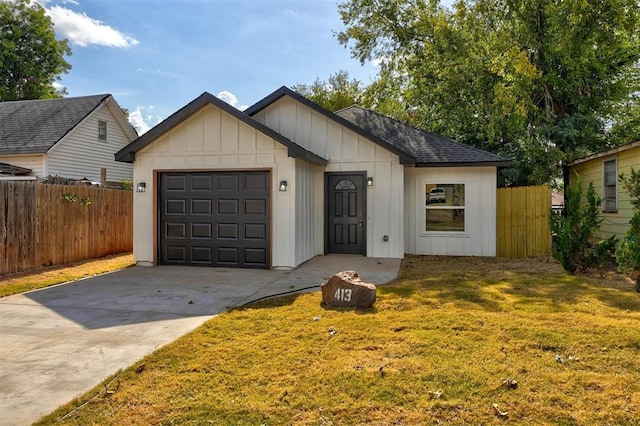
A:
0,181,132,275
497,185,552,257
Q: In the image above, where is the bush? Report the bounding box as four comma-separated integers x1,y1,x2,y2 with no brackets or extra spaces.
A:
550,175,616,273
615,168,640,289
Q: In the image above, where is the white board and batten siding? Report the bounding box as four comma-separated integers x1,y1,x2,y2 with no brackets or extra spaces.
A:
132,103,299,268
405,167,497,256
252,96,405,259
47,101,134,182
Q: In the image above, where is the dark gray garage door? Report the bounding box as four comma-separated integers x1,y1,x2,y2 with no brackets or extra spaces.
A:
159,171,270,268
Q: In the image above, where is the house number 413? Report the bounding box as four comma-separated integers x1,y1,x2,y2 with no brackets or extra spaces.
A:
334,288,352,302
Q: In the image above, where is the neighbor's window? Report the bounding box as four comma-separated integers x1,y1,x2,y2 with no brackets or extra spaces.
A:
603,159,617,212
425,184,465,232
98,120,107,141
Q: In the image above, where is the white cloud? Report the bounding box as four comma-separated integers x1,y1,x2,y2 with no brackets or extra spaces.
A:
217,90,239,108
129,106,162,135
46,5,138,48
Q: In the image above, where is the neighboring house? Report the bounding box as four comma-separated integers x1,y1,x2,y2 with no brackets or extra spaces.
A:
568,141,640,241
0,94,137,183
116,86,510,269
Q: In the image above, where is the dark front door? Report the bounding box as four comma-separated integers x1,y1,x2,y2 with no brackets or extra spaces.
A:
327,173,366,254
159,171,270,268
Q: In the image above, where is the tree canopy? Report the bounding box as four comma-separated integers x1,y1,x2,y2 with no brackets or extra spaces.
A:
337,0,640,186
0,0,71,101
292,70,365,112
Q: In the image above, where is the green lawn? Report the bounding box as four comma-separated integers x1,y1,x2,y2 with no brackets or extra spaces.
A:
37,256,640,425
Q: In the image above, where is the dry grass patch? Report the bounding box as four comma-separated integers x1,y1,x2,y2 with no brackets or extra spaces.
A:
0,253,134,297
37,256,640,425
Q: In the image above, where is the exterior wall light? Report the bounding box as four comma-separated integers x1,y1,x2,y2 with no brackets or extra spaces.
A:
279,180,288,191
367,177,374,186
136,182,146,193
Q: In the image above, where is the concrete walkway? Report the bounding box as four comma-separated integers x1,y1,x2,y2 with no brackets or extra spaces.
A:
0,255,400,425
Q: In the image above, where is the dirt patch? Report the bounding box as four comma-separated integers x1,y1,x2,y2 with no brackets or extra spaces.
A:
401,255,635,290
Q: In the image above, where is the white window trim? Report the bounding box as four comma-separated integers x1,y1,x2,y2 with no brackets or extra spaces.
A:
98,120,108,141
421,180,468,235
602,158,617,213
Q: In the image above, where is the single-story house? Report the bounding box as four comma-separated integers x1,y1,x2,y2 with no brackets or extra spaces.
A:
115,86,510,269
568,140,639,240
0,94,137,183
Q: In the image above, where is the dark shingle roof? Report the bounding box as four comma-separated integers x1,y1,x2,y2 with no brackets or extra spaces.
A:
0,94,110,155
336,106,511,167
0,162,31,175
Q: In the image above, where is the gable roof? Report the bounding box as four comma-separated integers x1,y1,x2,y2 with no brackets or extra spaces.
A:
568,140,640,167
244,86,416,165
115,92,327,166
0,94,116,155
336,106,511,167
246,87,509,167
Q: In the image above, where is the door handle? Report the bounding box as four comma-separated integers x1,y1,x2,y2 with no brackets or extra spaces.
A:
359,221,363,227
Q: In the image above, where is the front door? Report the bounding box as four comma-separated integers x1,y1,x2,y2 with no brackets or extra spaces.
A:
326,173,366,254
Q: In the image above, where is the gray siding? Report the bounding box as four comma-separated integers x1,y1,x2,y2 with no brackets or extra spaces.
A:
47,102,134,182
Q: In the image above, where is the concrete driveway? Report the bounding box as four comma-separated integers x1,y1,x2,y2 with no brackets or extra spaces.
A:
0,255,400,425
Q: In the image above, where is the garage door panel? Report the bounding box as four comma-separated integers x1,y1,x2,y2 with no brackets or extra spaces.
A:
191,247,212,263
217,247,238,264
166,176,186,191
245,248,267,265
191,199,212,215
217,174,239,191
165,246,187,263
245,224,266,240
191,223,212,238
159,171,269,268
166,200,186,214
244,199,266,215
217,223,238,239
244,173,268,192
191,175,212,191
217,199,238,215
166,223,186,238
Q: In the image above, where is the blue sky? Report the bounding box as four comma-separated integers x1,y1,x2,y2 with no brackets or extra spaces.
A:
41,0,383,134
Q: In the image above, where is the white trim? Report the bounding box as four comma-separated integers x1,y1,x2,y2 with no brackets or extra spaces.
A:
419,179,468,236
569,141,639,166
0,176,37,181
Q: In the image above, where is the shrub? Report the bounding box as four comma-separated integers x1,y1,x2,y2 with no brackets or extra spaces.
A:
615,168,640,289
550,175,616,273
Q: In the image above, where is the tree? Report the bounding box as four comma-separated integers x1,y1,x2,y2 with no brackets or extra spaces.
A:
337,0,640,187
0,0,71,101
615,168,640,288
292,70,364,112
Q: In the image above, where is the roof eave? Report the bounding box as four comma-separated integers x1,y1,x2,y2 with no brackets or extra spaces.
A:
415,160,512,168
567,140,639,167
115,92,328,166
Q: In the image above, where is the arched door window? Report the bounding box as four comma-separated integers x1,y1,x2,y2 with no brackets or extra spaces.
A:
334,179,356,191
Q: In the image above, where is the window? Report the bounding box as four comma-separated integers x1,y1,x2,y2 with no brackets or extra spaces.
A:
334,179,356,190
603,159,617,212
425,183,465,232
98,120,107,141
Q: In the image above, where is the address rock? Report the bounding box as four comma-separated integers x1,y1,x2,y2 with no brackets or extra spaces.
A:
321,270,377,308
